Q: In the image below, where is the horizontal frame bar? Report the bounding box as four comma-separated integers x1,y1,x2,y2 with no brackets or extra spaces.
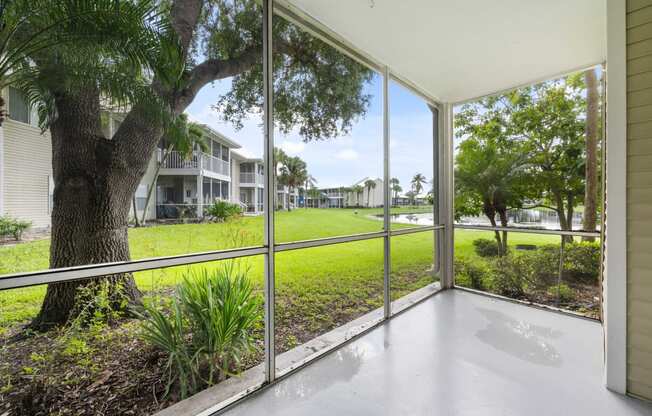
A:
0,246,268,291
454,224,600,238
274,231,387,252
390,225,445,236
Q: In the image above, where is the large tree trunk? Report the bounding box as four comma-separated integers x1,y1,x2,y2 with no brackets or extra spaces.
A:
583,69,599,241
31,89,164,330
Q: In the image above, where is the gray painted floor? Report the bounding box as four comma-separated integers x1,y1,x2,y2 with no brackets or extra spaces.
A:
222,290,652,416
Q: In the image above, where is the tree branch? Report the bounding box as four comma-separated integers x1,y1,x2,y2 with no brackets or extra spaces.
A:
177,46,262,110
170,0,203,57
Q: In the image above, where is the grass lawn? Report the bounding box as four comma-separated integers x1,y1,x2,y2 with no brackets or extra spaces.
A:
0,208,558,333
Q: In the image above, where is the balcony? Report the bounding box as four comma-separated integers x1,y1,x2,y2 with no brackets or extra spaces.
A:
158,149,230,177
240,172,264,185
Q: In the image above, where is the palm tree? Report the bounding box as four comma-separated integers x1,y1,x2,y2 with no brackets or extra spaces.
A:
364,179,377,207
0,0,153,124
411,173,427,201
389,177,400,205
136,115,208,225
279,156,308,211
391,183,402,204
304,174,317,208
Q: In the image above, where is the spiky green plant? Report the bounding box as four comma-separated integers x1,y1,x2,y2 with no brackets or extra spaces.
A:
138,262,261,398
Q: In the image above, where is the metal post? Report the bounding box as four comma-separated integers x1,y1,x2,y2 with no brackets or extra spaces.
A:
556,236,566,307
197,174,203,218
382,66,391,319
262,0,275,384
441,103,455,289
431,104,441,275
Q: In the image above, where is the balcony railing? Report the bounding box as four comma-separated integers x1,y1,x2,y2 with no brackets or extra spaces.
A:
158,149,230,176
240,172,264,184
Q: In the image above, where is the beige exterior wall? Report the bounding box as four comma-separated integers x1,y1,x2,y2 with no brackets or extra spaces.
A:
627,0,652,400
2,119,52,229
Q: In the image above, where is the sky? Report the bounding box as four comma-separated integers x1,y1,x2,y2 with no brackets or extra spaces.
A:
185,73,435,192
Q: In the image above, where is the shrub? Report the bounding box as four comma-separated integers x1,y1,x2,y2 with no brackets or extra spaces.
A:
522,245,559,289
472,238,500,257
139,263,262,399
0,216,31,240
205,200,242,222
455,258,492,290
489,255,527,298
564,242,600,282
547,283,575,303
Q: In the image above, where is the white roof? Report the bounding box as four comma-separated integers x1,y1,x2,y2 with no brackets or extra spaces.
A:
282,0,606,103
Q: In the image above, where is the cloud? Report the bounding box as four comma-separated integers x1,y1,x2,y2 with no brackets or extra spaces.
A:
335,148,359,161
279,140,305,155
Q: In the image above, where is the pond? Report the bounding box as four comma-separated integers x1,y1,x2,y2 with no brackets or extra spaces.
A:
381,208,597,231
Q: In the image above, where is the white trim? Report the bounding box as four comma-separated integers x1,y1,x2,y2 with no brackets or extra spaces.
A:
604,0,627,394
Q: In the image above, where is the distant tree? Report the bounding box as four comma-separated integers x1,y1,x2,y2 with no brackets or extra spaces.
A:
511,76,588,241
390,177,401,202
411,173,427,196
363,179,377,207
455,92,530,255
278,156,308,211
391,183,402,200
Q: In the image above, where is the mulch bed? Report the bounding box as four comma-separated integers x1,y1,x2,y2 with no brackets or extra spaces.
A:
0,289,384,416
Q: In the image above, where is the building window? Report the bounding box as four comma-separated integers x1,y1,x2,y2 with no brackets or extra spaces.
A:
8,87,30,124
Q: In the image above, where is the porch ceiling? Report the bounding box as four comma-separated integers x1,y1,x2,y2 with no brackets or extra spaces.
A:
281,0,606,103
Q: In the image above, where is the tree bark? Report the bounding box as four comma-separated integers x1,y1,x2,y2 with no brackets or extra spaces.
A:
31,89,147,330
583,69,599,241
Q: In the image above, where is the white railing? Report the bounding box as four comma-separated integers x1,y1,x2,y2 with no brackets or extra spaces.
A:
158,149,230,176
160,150,199,169
202,153,230,176
240,172,264,184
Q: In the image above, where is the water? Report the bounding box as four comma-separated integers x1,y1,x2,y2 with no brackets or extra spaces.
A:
381,208,597,231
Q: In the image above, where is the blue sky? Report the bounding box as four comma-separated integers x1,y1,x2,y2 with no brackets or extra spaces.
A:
186,73,434,191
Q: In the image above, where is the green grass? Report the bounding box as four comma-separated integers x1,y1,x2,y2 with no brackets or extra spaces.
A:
0,208,556,332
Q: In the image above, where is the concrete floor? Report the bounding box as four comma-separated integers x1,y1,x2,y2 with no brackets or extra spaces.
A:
221,289,652,416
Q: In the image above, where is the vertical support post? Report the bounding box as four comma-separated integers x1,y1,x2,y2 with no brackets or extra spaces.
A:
431,104,441,275
556,235,566,307
605,0,627,394
262,0,276,384
382,67,391,319
197,174,203,218
440,103,455,289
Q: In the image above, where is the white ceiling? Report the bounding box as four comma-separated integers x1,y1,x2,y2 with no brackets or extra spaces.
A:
283,0,606,103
